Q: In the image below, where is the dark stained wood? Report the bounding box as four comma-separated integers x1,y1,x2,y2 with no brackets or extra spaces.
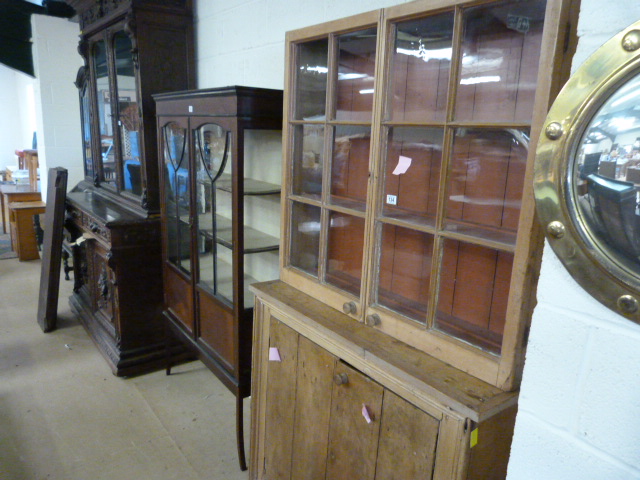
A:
326,362,384,480
155,87,283,471
264,316,299,480
198,292,235,373
164,266,194,333
291,336,336,480
37,168,68,332
66,190,165,377
64,0,195,377
375,390,439,480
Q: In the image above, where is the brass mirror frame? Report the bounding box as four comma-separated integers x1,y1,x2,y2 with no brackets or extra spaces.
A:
535,20,640,320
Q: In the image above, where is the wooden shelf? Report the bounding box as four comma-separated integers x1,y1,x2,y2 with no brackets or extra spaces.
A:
216,173,281,195
198,214,279,253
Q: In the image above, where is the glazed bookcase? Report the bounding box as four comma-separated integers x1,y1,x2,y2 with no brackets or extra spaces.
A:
250,0,578,478
278,0,576,389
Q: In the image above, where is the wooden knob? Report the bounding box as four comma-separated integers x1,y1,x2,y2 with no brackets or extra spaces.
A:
343,301,357,315
333,373,348,385
366,314,380,326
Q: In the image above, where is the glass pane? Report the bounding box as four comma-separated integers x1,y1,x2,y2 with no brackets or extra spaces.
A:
389,12,454,122
455,0,546,123
326,212,364,296
290,201,321,276
436,239,513,354
382,127,444,227
93,40,116,187
162,122,190,274
444,128,529,245
377,224,433,321
194,124,231,296
572,70,640,272
292,124,324,199
330,125,371,211
114,31,142,196
295,39,328,121
80,82,94,180
335,28,377,122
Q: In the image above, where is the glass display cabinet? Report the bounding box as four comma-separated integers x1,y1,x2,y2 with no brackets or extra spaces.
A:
64,0,195,376
250,0,578,478
155,86,283,471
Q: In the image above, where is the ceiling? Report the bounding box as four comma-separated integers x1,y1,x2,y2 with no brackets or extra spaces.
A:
0,0,75,77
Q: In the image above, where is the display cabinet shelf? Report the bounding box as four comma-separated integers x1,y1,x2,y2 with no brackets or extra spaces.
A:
215,174,281,195
155,86,283,471
199,218,279,253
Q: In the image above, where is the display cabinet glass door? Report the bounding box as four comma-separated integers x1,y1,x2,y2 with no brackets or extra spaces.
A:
113,31,142,196
90,29,142,196
92,38,114,185
78,68,94,181
194,122,233,304
162,120,192,274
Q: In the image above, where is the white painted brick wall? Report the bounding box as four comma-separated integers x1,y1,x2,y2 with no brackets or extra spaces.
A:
31,15,83,193
508,1,640,478
194,0,411,89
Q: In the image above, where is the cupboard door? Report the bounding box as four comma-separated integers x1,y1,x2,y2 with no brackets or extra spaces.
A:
290,336,336,480
263,317,299,480
326,362,384,480
88,240,115,327
375,390,440,480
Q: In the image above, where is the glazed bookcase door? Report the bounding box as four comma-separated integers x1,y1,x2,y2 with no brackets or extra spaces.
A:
282,10,382,315
281,0,575,389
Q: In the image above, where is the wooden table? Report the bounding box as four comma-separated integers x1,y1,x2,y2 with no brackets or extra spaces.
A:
9,200,46,261
0,184,40,235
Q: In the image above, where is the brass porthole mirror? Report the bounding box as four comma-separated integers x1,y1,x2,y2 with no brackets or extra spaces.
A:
535,20,640,321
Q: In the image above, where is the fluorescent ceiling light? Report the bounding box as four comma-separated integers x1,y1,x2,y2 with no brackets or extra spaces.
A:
460,75,501,85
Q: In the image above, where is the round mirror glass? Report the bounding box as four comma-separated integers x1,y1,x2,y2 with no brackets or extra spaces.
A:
572,70,640,275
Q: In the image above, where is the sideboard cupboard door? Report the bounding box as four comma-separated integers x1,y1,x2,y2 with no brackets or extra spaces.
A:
258,312,447,480
375,390,440,480
326,362,384,480
290,336,335,480
263,317,299,480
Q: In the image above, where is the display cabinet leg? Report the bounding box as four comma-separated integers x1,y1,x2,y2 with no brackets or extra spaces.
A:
236,395,247,471
165,322,173,376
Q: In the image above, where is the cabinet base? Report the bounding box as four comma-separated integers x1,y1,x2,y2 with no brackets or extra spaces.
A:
69,294,180,377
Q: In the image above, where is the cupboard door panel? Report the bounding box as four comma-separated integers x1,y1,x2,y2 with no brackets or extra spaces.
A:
326,362,384,480
264,317,299,480
375,390,440,480
164,266,194,333
198,292,234,372
291,336,337,480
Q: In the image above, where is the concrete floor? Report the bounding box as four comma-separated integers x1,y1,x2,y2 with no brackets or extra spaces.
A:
0,252,250,480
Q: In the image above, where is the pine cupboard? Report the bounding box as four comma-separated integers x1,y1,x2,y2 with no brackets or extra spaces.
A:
252,282,518,480
250,0,578,477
